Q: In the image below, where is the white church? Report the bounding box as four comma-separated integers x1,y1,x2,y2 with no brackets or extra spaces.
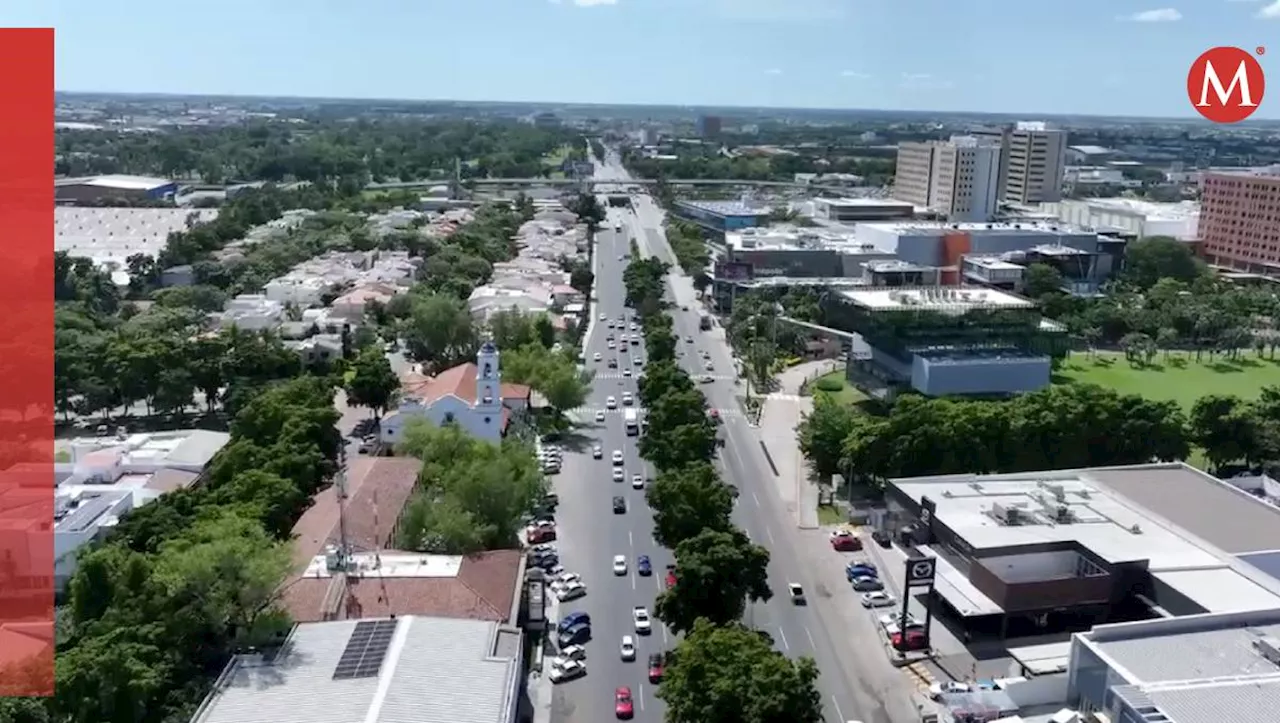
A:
379,341,532,444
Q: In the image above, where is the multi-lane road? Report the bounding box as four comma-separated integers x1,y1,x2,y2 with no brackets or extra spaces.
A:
548,153,920,723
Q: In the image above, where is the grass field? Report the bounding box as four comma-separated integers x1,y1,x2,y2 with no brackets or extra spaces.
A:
809,370,867,407
1055,350,1280,409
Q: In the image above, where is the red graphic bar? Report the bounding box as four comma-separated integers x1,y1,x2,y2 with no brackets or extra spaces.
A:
0,27,55,697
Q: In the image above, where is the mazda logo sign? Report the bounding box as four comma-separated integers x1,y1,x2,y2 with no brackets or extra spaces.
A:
907,558,936,583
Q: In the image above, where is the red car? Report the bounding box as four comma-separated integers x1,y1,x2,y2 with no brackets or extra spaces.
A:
526,525,556,544
647,653,664,683
664,564,677,588
892,630,928,652
615,687,634,719
829,530,863,552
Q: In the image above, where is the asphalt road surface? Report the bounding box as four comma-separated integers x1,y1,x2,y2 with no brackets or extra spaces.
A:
600,155,919,723
550,213,673,723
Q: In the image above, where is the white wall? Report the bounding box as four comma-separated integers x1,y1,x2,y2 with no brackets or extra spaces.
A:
981,550,1085,583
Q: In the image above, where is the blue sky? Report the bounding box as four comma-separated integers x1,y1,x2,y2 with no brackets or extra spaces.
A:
13,0,1280,118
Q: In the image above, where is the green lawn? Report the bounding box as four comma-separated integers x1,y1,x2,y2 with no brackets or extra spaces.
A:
1055,350,1280,409
809,370,867,407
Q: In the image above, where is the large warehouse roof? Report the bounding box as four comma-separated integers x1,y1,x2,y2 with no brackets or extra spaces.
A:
56,174,174,191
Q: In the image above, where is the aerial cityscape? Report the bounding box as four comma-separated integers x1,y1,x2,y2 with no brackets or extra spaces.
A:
8,4,1280,723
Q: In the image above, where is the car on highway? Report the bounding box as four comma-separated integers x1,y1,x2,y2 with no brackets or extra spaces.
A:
607,340,616,349
612,468,625,482
613,496,627,513
548,658,586,684
788,583,806,605
559,644,587,663
593,352,602,362
852,576,884,592
619,635,636,661
622,368,631,377
612,450,624,465
699,374,714,384
845,562,877,581
607,358,618,369
633,356,643,366
621,392,633,405
879,612,918,629
600,313,607,321
665,564,677,587
593,445,603,459
631,474,644,489
596,410,606,422
612,555,628,575
704,360,714,371
647,653,664,683
637,555,652,576
862,591,897,608
632,606,652,634
606,396,618,409
614,687,634,719
559,612,591,631
557,623,592,648
830,529,863,551
556,581,587,602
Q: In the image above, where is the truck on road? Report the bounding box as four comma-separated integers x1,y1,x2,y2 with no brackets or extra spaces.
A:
624,408,639,436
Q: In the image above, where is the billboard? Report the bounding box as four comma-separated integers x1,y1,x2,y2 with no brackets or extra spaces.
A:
715,261,753,282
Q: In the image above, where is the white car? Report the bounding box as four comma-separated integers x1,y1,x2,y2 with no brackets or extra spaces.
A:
607,340,616,349
595,410,606,423
548,658,586,683
622,368,632,377
704,361,714,371
620,635,636,661
559,644,587,663
613,555,628,575
612,468,625,482
631,474,644,489
880,612,918,629
600,313,607,321
593,352,602,361
929,682,972,699
612,450,624,465
633,606,652,634
556,581,587,602
606,396,618,410
634,356,644,366
622,392,633,406
592,445,603,459
551,573,582,591
862,591,896,608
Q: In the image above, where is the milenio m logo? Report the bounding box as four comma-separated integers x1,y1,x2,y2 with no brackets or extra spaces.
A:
1187,46,1266,123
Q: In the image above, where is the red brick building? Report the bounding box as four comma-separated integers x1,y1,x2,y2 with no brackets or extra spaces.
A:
1199,169,1280,274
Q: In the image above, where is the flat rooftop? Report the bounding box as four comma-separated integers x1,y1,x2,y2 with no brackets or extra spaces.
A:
727,226,888,253
192,615,521,723
816,197,915,209
839,286,1035,311
856,220,1094,237
1076,197,1200,221
965,256,1025,271
1079,608,1280,723
891,464,1280,615
57,174,173,191
56,207,221,267
675,199,766,217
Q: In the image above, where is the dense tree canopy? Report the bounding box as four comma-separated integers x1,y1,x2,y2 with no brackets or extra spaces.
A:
646,461,735,549
656,528,773,634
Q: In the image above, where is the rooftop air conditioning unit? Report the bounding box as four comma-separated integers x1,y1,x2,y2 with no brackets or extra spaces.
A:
992,503,1022,526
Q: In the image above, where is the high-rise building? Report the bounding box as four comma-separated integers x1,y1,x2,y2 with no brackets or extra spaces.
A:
972,122,1068,205
891,135,1001,221
1199,167,1280,273
696,115,722,137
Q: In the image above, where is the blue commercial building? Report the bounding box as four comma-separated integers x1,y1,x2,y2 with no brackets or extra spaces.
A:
55,174,178,204
671,200,768,235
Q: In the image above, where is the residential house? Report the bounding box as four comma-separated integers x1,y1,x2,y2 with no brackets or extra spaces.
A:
218,294,285,330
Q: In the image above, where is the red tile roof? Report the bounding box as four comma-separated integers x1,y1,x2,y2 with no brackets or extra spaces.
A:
280,455,524,623
400,363,531,406
282,550,524,624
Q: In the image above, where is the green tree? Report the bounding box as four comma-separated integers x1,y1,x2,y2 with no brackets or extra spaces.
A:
488,309,539,350
1189,394,1262,471
646,462,735,548
1124,236,1206,290
797,394,860,481
638,359,694,408
1023,263,1065,298
345,346,399,419
656,528,772,634
640,388,718,471
400,292,477,370
658,620,823,723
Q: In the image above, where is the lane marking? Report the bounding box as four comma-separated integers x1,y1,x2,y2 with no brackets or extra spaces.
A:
777,626,790,651
632,572,637,591
628,530,634,548
765,526,776,544
805,626,816,649
661,626,668,644
752,491,761,507
638,683,646,711
830,695,844,723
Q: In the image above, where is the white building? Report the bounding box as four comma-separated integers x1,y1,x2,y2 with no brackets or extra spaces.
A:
1040,198,1200,242
892,136,1002,222
51,429,230,587
218,294,286,330
380,343,532,445
56,207,220,284
329,282,403,322
468,285,552,321
262,250,419,308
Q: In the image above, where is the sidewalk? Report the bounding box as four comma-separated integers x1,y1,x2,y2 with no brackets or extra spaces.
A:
757,360,840,529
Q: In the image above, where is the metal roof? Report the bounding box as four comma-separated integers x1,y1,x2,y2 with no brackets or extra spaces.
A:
192,616,521,723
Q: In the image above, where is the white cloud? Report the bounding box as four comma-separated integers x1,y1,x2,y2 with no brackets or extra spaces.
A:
839,70,870,79
1125,8,1183,21
764,68,783,76
1260,0,1280,17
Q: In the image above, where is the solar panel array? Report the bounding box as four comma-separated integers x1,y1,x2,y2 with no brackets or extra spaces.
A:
332,619,397,680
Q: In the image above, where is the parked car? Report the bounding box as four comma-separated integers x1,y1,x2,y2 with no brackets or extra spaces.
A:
548,658,586,683
830,529,862,551
871,529,893,548
845,562,877,581
852,576,883,592
862,591,896,608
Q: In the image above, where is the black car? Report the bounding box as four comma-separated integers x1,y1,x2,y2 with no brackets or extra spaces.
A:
558,623,592,647
534,553,560,570
871,529,892,548
542,494,559,511
612,496,626,514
